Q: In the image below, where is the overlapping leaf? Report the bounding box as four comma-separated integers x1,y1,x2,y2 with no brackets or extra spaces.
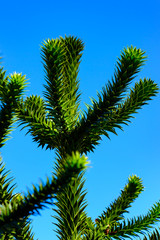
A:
0,66,27,147
95,176,144,232
17,95,59,149
71,47,158,153
0,152,88,237
0,158,34,239
41,36,83,131
1,38,159,239
111,201,160,239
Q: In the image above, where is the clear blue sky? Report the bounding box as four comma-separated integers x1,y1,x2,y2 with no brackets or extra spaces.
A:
0,0,160,239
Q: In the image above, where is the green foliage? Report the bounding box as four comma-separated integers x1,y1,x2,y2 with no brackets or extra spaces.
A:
96,175,144,228
17,95,59,149
83,176,159,239
41,36,83,131
143,228,160,240
0,158,34,239
0,36,159,239
0,152,88,237
71,47,158,153
54,172,87,240
0,65,27,147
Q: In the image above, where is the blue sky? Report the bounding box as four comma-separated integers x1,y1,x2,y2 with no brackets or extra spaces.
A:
0,0,160,239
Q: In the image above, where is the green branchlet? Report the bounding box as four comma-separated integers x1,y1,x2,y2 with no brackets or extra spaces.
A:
0,68,27,147
0,158,34,239
143,228,160,240
0,38,159,239
41,36,83,132
70,47,158,153
0,152,88,236
17,95,59,149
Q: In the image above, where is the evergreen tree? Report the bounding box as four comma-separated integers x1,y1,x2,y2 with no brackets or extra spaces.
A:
0,56,88,238
0,36,159,239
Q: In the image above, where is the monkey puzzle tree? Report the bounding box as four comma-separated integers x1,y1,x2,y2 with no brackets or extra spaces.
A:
0,56,88,239
0,36,159,239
